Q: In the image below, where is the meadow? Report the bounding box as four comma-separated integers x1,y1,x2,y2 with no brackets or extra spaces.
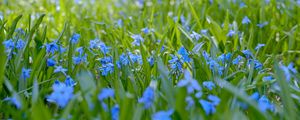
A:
0,0,300,119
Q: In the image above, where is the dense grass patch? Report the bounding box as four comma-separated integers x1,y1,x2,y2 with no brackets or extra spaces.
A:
0,0,300,119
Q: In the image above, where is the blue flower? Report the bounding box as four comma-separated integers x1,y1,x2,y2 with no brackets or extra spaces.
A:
250,92,260,101
73,54,87,64
128,52,143,65
47,58,56,67
98,88,115,101
232,55,243,65
76,47,84,55
4,93,22,109
131,34,144,46
169,55,183,72
207,95,220,106
248,59,263,70
141,27,150,34
227,30,236,37
242,16,251,24
178,46,191,62
257,22,268,28
118,53,130,67
65,76,77,87
100,56,113,64
21,68,31,80
201,29,209,35
152,109,174,120
3,39,14,52
242,50,253,59
199,99,216,115
202,51,210,62
258,95,275,112
138,87,155,109
147,56,154,66
287,62,297,73
45,41,59,54
99,43,111,55
16,39,25,50
218,53,231,63
263,76,273,81
185,96,195,110
47,80,74,108
255,43,265,50
89,39,100,49
70,33,80,44
203,81,215,90
100,63,114,76
280,62,297,81
177,70,201,94
54,66,67,73
111,104,119,120
190,31,202,41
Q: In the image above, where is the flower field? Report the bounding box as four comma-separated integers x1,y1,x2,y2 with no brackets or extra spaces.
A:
0,0,300,119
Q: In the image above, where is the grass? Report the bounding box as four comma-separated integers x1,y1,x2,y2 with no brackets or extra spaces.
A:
0,0,300,119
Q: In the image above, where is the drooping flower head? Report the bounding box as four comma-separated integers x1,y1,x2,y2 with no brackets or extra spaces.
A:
138,87,155,109
47,80,74,108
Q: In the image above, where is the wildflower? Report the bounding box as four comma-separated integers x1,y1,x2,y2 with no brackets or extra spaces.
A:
147,56,154,66
21,68,31,80
242,50,253,59
258,95,275,112
89,39,100,49
202,51,210,62
54,66,67,73
4,93,22,109
248,59,263,70
59,46,66,54
76,47,84,55
242,16,251,24
280,62,297,81
65,76,77,87
257,22,268,28
99,43,111,55
152,109,174,120
46,58,56,67
3,39,14,52
16,39,25,50
118,53,130,66
169,55,183,72
190,31,202,41
201,29,209,35
255,43,265,50
73,54,87,64
218,53,232,63
100,63,114,76
227,30,236,37
98,88,115,101
199,99,216,115
178,46,191,62
131,34,144,46
203,81,216,90
141,27,150,34
138,87,155,109
100,56,113,64
207,95,220,106
232,55,243,65
185,96,195,109
47,80,74,108
129,52,143,65
45,41,59,54
111,104,119,120
70,33,80,44
177,69,201,94
263,76,273,81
